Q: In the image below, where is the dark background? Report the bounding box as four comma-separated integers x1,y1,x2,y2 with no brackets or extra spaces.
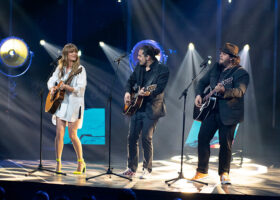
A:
0,0,279,166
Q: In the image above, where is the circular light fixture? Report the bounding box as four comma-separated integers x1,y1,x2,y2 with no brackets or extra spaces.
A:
244,44,250,51
0,36,33,77
99,41,105,47
0,37,29,67
188,43,195,50
129,39,167,71
78,50,82,57
40,40,46,46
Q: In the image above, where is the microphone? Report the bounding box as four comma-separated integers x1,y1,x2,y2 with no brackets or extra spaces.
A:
50,55,62,66
113,53,127,63
200,56,212,67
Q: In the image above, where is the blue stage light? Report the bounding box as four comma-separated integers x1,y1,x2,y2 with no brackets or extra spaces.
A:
129,39,168,71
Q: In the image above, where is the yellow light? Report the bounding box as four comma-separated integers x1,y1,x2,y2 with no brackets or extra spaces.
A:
0,38,29,66
188,43,194,50
244,44,250,51
99,41,105,47
40,40,46,46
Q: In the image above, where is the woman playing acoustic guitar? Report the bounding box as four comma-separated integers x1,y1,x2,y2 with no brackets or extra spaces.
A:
47,43,87,174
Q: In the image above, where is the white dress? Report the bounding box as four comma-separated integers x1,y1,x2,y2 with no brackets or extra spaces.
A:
47,65,87,128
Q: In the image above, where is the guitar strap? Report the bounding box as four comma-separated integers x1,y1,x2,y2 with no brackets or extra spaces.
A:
220,65,241,82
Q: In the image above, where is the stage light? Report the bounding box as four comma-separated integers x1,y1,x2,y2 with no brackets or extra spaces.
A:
129,39,167,71
188,43,194,50
0,36,33,77
244,44,250,51
99,41,105,47
8,49,15,57
0,37,29,67
40,40,46,46
228,0,232,3
117,0,122,2
78,50,82,57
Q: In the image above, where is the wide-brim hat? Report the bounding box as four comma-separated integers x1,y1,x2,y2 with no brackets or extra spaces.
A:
220,43,239,57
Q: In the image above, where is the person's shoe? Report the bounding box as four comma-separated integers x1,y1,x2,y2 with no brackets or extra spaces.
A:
122,168,136,178
220,172,231,185
73,159,86,175
139,168,151,179
56,158,62,173
191,171,208,180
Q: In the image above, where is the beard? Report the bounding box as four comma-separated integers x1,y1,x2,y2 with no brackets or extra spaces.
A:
219,58,230,67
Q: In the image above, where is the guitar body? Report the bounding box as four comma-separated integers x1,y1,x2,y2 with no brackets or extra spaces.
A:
193,97,217,121
123,95,144,116
123,84,157,116
45,81,66,114
45,67,82,114
193,77,233,121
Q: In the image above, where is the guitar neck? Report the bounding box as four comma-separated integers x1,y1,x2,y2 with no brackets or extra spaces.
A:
203,90,216,102
65,73,75,85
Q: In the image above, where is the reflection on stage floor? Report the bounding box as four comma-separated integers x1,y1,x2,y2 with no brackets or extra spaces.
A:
0,155,279,197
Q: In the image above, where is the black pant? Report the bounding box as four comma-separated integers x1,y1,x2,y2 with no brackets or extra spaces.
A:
197,111,237,175
127,112,158,173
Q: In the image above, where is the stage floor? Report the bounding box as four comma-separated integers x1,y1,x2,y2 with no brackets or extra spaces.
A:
0,156,280,197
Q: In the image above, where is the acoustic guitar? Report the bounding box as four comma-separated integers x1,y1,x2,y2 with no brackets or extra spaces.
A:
45,67,82,114
123,84,157,116
193,77,233,121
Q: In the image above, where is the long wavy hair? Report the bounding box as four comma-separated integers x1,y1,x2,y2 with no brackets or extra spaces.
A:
58,43,80,78
230,55,240,66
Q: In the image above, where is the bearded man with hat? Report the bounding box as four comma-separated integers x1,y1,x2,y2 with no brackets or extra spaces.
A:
191,43,249,184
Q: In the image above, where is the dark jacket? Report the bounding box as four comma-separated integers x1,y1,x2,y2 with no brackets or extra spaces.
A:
195,62,249,125
125,60,169,120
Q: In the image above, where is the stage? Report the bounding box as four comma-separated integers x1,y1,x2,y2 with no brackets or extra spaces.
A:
0,156,280,199
1,0,280,199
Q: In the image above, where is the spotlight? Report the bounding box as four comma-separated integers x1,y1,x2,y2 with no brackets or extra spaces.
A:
228,0,232,3
99,41,105,47
0,36,33,77
0,37,29,67
78,50,82,57
208,60,212,65
117,0,122,2
129,39,167,71
40,40,46,46
8,49,16,57
188,43,194,50
244,44,250,51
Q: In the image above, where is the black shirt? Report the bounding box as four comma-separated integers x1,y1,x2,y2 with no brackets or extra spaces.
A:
138,66,155,112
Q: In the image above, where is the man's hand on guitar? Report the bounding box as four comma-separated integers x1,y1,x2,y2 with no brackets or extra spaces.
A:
139,87,151,96
124,92,131,105
214,83,225,94
195,95,202,107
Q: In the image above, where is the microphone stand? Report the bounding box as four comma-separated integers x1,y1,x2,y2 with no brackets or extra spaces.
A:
86,56,132,181
165,63,209,186
26,89,66,176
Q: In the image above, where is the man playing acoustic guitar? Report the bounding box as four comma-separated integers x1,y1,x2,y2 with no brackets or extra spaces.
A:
192,43,249,184
122,45,169,179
